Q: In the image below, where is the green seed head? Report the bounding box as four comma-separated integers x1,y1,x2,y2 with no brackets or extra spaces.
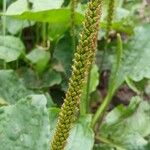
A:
50,0,103,149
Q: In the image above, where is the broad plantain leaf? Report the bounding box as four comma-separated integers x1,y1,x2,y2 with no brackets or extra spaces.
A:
6,17,35,35
99,96,150,150
5,0,82,24
0,36,25,62
0,94,50,150
6,0,28,15
65,115,94,150
3,5,133,34
5,0,34,35
110,24,150,91
81,64,99,98
122,24,150,81
53,34,74,91
5,8,83,25
0,70,31,104
48,23,68,42
18,68,62,89
93,144,114,150
89,64,100,93
53,34,73,75
49,107,60,140
30,0,64,11
26,48,51,73
80,64,100,114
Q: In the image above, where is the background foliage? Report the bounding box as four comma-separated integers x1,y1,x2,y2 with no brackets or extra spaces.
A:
0,0,150,150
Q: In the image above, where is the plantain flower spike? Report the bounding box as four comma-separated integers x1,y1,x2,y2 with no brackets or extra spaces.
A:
106,0,115,39
50,0,102,149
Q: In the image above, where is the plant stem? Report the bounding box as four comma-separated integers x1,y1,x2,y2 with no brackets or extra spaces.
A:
42,23,47,47
3,0,6,36
91,34,123,129
98,0,116,88
3,0,7,69
35,23,40,44
26,0,30,10
91,89,114,128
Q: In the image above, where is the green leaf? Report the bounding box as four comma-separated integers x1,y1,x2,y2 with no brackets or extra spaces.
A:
109,24,150,91
115,7,130,20
6,17,35,35
53,34,74,91
51,58,65,73
0,94,50,150
108,33,123,93
89,64,100,93
123,25,150,81
82,64,99,98
5,0,83,24
65,115,94,150
125,77,142,94
6,0,29,15
145,80,150,96
4,4,133,34
99,96,150,150
53,34,73,75
80,64,99,114
0,36,25,62
5,8,83,25
93,144,113,150
30,0,64,11
49,107,60,139
0,97,8,107
45,92,56,108
48,23,68,42
26,48,51,73
18,68,62,89
95,136,126,150
0,70,31,104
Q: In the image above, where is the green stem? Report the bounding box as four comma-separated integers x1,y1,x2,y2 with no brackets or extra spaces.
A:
3,62,7,69
91,34,123,129
16,60,19,69
91,46,110,128
3,0,6,36
42,23,47,47
35,23,40,45
3,0,7,69
26,0,30,9
91,89,114,128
